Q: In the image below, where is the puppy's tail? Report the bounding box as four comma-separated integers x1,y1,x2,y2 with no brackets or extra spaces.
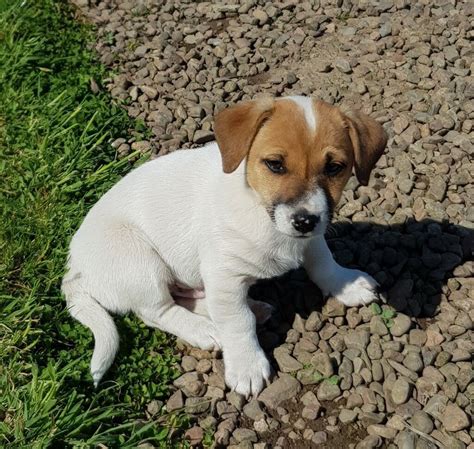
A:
64,287,119,387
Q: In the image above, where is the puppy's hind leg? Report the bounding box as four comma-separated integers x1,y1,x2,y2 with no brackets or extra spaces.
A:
174,294,274,325
136,289,220,351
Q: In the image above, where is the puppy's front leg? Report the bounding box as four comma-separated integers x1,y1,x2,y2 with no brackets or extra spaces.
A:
203,271,271,397
304,236,378,307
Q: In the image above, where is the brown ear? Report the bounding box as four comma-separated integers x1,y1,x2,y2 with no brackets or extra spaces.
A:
346,111,387,186
214,99,274,173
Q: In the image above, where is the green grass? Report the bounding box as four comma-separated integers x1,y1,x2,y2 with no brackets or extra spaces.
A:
0,0,188,447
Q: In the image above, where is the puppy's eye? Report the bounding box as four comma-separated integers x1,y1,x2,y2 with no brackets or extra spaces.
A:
325,162,345,177
264,159,286,174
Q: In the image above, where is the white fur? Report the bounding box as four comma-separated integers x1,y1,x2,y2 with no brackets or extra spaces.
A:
274,189,329,238
284,95,317,131
63,121,377,397
304,236,379,306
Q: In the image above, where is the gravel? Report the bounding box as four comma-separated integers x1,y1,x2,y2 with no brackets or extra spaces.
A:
72,0,473,447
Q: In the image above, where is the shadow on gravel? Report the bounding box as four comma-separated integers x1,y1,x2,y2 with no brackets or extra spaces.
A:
250,218,473,353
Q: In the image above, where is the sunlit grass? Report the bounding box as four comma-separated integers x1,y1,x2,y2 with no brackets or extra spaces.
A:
0,1,187,446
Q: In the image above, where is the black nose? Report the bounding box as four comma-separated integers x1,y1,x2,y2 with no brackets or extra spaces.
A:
291,212,319,234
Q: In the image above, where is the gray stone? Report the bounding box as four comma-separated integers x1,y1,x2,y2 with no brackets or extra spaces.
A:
302,403,320,420
297,367,324,385
253,418,269,433
312,431,327,445
184,426,204,446
367,424,397,439
227,391,245,411
252,9,268,25
396,431,416,449
427,176,447,202
166,389,184,412
441,403,470,431
356,434,383,449
181,355,198,372
339,408,358,423
391,378,412,405
370,316,389,336
146,399,163,417
243,400,265,421
233,428,258,443
367,341,383,360
424,394,448,420
320,323,338,340
173,372,205,397
185,397,210,414
409,329,427,347
346,392,364,409
334,58,352,74
390,314,412,337
305,311,324,332
311,353,334,377
344,329,370,350
258,374,301,409
199,415,217,430
322,298,346,317
131,140,151,153
317,382,341,401
273,347,303,373
403,352,424,373
411,410,434,434
301,391,319,407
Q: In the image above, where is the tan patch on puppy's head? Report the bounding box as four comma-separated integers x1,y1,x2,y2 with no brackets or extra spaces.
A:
214,97,387,237
214,98,274,173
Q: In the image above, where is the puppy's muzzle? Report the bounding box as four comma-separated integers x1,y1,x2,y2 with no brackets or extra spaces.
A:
291,210,320,234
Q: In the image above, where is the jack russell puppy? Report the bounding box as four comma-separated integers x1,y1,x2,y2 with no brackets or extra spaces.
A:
62,96,387,397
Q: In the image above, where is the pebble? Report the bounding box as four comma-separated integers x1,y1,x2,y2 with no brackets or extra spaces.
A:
390,314,412,337
258,374,301,409
273,347,303,372
441,404,471,432
370,316,389,336
334,58,352,74
317,382,341,401
233,428,258,443
356,435,383,449
397,431,416,449
411,410,434,434
340,408,358,423
184,426,203,445
311,353,334,377
243,400,265,421
166,390,184,412
424,394,448,420
367,424,397,439
391,378,412,405
312,431,328,445
403,352,424,373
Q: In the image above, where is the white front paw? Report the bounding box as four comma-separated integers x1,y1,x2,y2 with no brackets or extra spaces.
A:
186,318,221,351
324,268,379,307
224,346,271,397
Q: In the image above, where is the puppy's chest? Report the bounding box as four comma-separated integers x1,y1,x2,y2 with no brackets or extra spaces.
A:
242,246,304,281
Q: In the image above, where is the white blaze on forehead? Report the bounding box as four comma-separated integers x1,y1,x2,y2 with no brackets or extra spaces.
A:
285,95,317,131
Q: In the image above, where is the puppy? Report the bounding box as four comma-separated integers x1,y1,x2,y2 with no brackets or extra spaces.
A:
62,96,387,396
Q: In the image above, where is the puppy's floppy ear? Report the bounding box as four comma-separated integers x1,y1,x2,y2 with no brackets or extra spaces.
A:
214,99,274,173
346,111,387,186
